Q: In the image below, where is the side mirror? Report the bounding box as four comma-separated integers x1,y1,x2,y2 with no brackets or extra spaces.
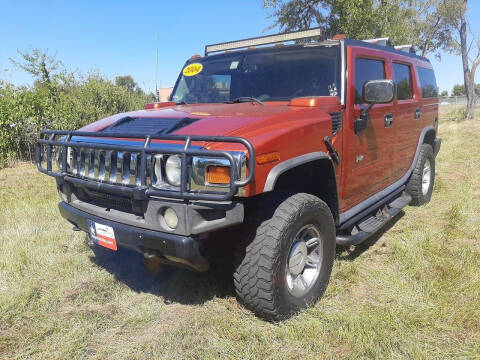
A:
354,79,395,134
363,79,395,104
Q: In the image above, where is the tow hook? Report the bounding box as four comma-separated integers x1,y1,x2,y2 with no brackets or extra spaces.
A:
324,136,340,164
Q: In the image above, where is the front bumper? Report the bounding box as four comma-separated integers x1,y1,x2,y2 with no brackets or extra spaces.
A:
60,177,245,237
59,201,210,271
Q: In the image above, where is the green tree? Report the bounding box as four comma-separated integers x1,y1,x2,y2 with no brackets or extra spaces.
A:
9,48,64,104
440,90,449,97
115,75,140,93
264,0,454,57
0,49,155,167
442,0,479,119
10,48,63,85
452,84,466,96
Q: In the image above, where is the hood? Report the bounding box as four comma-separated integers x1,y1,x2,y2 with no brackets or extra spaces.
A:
79,97,341,147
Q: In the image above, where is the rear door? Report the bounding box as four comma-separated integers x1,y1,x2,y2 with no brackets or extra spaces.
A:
342,47,397,206
416,66,439,134
391,61,420,178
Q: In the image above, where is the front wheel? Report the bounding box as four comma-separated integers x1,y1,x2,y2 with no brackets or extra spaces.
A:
234,193,336,320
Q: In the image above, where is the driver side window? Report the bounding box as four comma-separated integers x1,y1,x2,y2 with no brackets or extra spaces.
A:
355,58,385,104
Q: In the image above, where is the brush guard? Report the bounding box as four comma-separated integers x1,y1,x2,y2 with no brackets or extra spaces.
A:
37,130,255,202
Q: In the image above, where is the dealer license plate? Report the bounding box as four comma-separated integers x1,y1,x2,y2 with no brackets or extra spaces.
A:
88,220,117,251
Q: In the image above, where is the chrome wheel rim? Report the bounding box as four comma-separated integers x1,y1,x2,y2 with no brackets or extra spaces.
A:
422,159,432,196
285,224,323,298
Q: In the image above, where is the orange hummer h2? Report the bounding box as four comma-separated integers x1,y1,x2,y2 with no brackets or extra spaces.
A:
37,29,441,320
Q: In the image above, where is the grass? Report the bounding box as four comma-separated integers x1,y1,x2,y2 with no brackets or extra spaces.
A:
1,114,480,359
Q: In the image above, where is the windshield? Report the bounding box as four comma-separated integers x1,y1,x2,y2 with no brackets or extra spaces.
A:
171,46,340,104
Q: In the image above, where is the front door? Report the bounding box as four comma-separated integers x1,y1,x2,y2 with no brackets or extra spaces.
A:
341,47,397,209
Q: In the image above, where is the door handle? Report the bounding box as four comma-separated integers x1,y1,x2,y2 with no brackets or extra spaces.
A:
384,113,394,127
415,108,421,120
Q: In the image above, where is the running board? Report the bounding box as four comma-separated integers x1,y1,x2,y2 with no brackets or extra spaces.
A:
336,193,412,246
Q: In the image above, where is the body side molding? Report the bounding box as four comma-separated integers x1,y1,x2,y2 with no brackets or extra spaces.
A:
338,126,436,225
263,152,333,192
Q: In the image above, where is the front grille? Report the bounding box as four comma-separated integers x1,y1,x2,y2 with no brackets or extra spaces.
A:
77,189,133,213
67,148,151,186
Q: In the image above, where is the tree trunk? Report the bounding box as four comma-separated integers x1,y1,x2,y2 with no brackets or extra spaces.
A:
459,0,476,119
466,87,476,119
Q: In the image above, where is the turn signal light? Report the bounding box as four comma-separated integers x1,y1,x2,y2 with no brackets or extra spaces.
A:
257,151,280,164
206,166,231,185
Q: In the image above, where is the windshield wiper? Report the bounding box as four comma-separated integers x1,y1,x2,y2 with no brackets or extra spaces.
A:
226,97,265,106
176,101,188,105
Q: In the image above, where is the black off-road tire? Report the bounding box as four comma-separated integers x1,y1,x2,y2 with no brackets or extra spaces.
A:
233,192,336,321
406,144,435,206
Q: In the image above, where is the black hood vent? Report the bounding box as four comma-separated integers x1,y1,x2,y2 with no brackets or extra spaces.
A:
101,116,200,135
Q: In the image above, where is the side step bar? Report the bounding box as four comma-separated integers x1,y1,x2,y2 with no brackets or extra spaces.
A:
336,193,412,246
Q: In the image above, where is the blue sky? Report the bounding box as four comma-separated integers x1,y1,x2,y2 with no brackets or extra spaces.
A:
1,0,478,94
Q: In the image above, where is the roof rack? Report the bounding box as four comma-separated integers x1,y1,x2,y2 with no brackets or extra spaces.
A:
395,44,415,54
205,28,323,56
362,37,393,47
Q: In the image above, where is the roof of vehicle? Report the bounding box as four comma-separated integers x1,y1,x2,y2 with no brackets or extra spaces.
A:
193,40,340,62
199,35,430,65
343,38,431,63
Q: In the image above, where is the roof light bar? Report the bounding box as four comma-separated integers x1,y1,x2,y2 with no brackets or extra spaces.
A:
205,28,323,55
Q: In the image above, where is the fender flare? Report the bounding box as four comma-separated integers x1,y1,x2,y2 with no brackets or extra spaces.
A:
263,152,340,222
263,152,333,191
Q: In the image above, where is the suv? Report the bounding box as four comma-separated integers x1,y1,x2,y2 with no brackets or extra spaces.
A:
37,29,441,320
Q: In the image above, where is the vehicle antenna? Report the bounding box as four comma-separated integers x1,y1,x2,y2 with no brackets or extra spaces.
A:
155,32,159,102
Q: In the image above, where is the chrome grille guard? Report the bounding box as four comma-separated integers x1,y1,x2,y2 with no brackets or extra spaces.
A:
37,130,255,201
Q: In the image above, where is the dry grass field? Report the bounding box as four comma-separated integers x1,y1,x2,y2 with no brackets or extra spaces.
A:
0,110,479,359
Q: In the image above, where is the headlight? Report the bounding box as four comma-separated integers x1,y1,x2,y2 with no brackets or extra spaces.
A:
165,155,181,186
191,152,247,194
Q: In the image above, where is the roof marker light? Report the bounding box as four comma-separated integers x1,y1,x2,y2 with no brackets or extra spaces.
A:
189,54,202,60
144,102,176,110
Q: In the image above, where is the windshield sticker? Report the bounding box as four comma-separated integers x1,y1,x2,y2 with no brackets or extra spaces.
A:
328,83,338,97
183,63,203,77
230,61,239,70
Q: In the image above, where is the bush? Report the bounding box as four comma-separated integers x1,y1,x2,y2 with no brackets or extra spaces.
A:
0,73,154,168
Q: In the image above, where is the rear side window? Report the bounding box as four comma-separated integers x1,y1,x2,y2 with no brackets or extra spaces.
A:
418,67,438,98
355,58,385,104
393,63,413,100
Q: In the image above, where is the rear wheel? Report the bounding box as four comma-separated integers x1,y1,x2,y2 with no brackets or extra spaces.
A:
234,192,336,320
406,144,435,206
